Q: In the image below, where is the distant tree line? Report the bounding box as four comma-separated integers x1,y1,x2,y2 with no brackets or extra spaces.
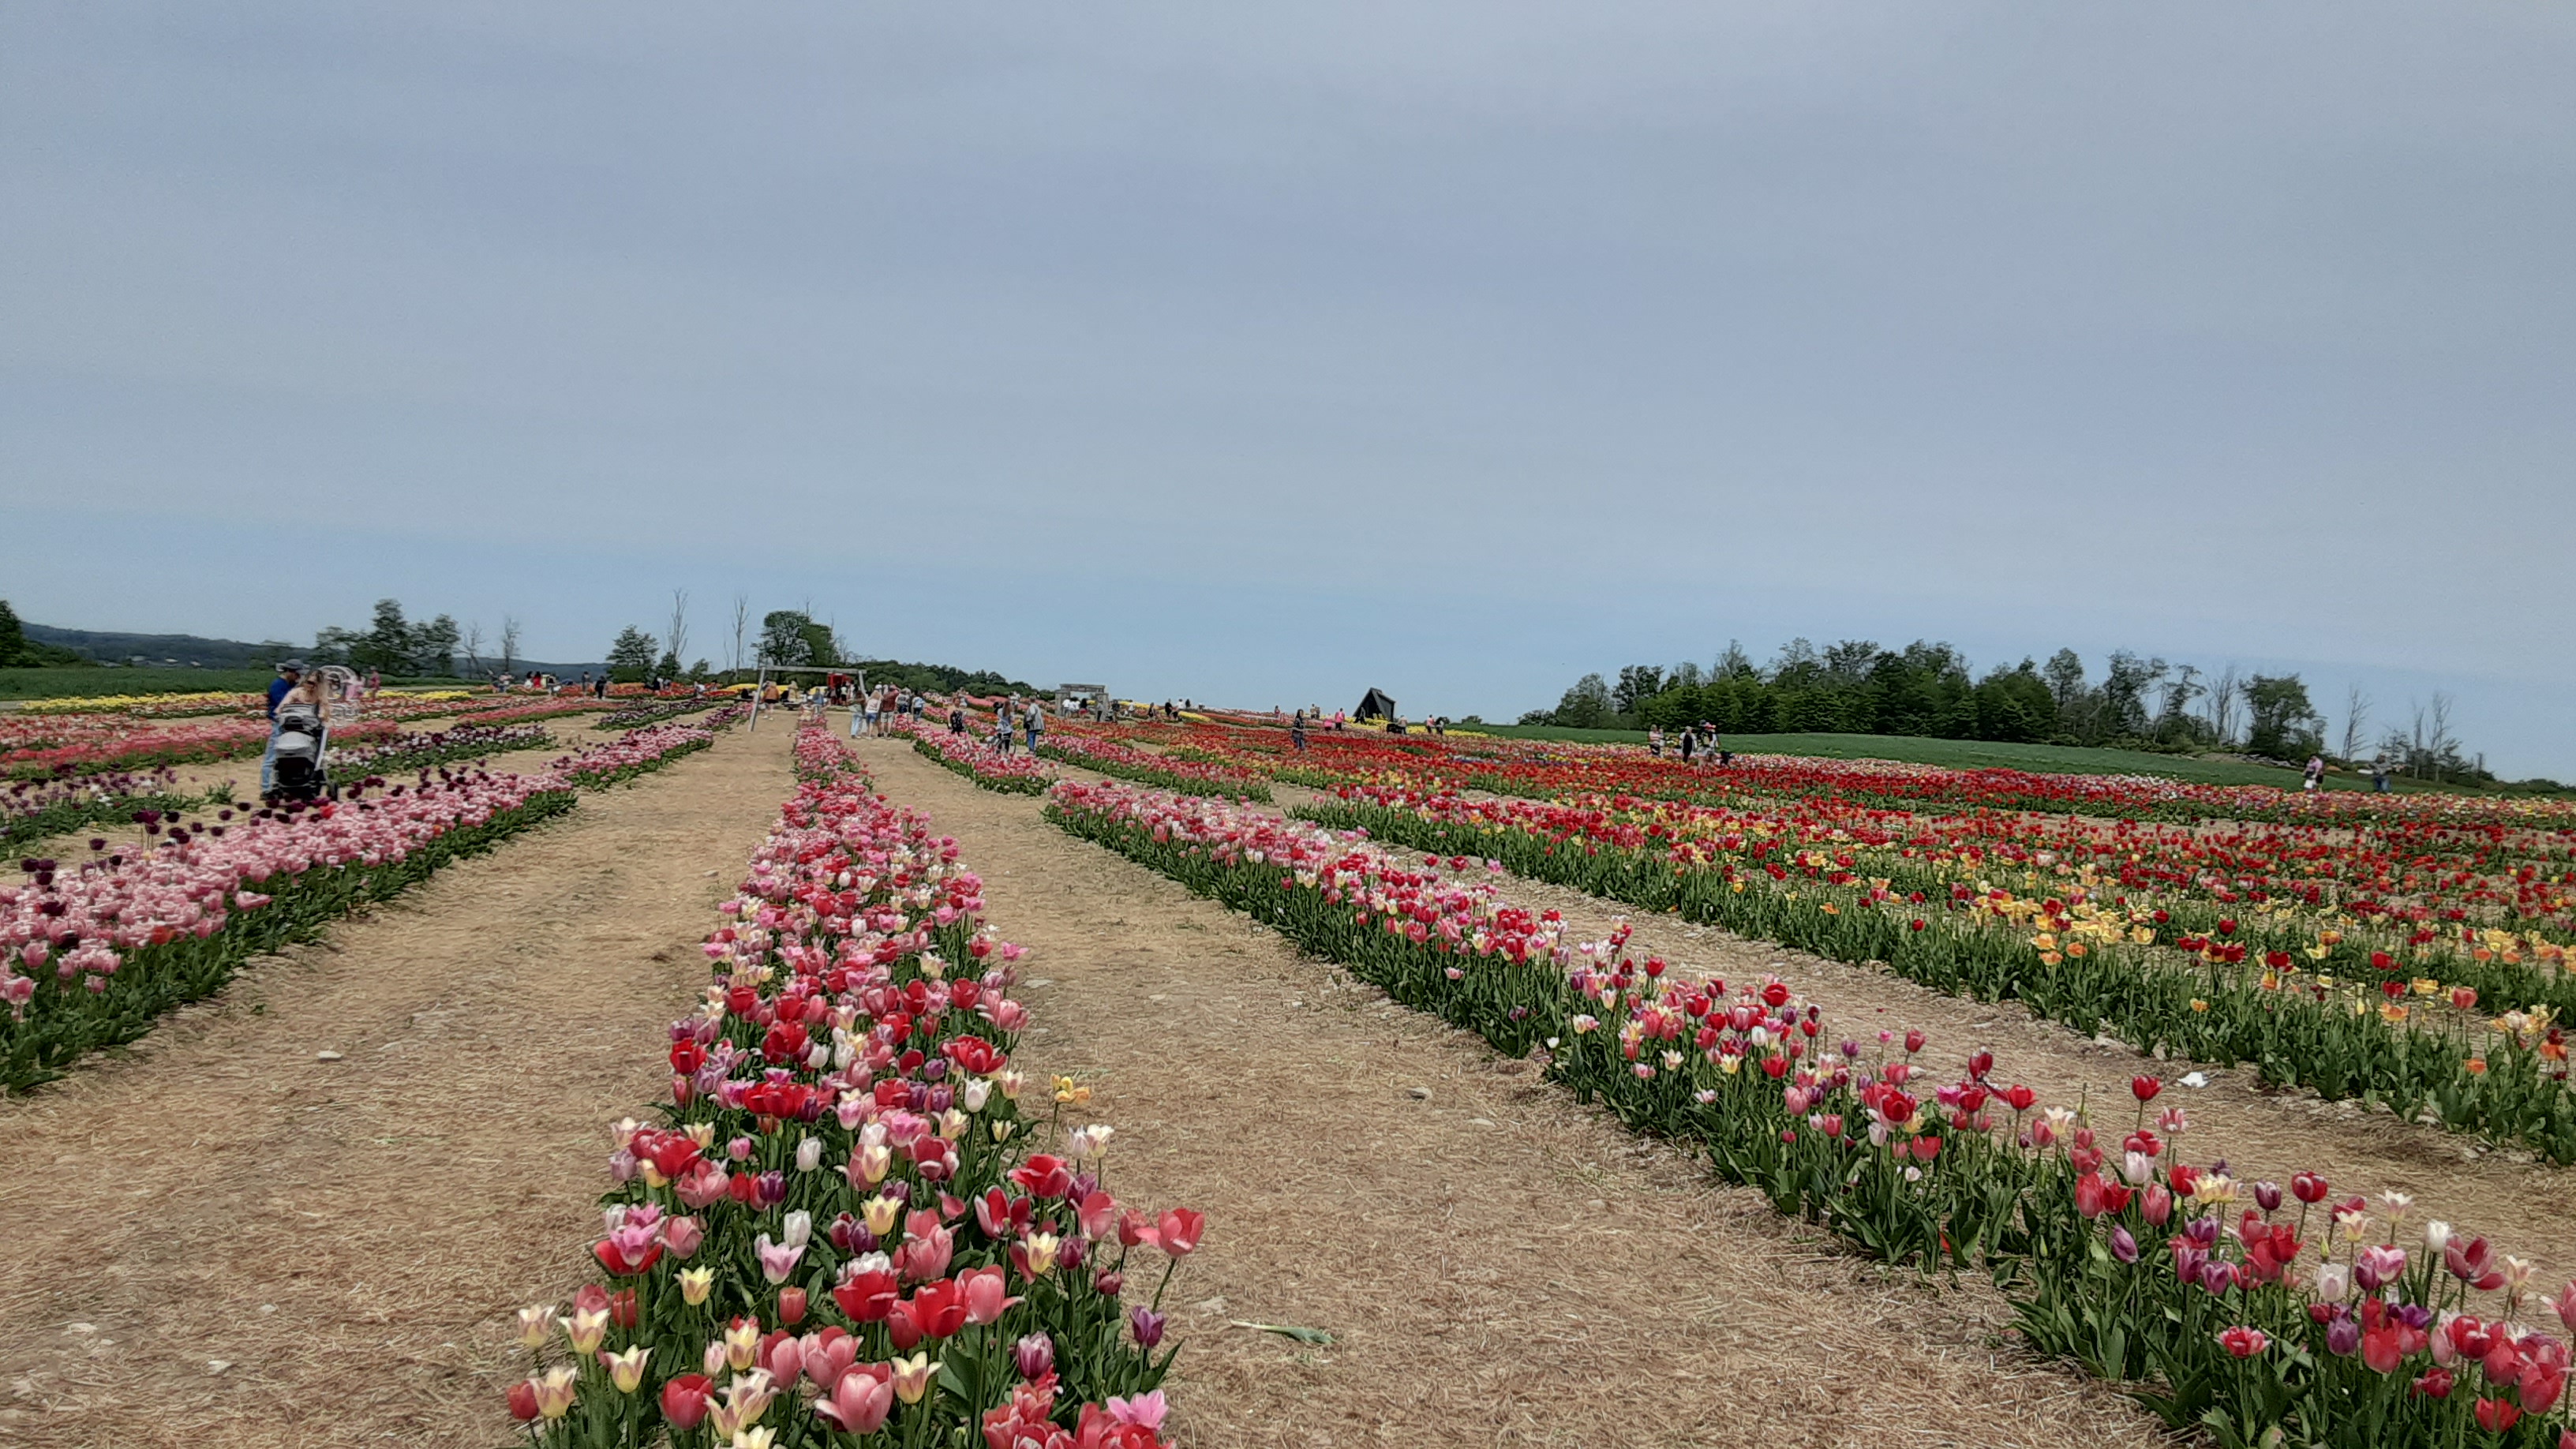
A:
1527,638,2514,785
311,599,465,676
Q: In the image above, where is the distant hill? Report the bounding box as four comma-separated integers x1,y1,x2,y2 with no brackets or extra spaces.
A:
17,623,1034,695
21,622,600,678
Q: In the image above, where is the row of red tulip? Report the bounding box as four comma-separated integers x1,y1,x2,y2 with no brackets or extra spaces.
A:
506,724,1192,1448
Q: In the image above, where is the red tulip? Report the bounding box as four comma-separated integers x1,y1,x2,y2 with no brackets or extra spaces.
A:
1155,1208,1205,1259
2522,1360,2567,1414
833,1265,900,1324
506,1380,541,1422
2130,1076,2161,1103
900,1279,969,1340
2476,1398,2522,1433
1008,1154,1073,1200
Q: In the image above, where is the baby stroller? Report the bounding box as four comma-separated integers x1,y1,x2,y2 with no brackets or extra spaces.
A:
268,702,331,803
268,665,360,804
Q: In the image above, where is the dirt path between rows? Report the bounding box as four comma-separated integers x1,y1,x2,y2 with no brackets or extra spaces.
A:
1249,781,2576,1294
0,727,792,1448
857,736,2165,1449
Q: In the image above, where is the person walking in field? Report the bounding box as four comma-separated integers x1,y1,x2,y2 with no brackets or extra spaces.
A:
1025,698,1045,752
2303,754,2326,792
949,702,967,736
1290,712,1307,752
1647,725,1664,758
260,660,305,796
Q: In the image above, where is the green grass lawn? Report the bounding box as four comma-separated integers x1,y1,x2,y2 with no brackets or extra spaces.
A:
1455,724,2468,795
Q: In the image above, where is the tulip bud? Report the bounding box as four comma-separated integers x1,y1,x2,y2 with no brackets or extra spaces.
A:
1129,1306,1166,1350
2425,1219,2452,1253
779,1287,807,1327
1013,1332,1054,1380
678,1266,713,1306
661,1374,713,1430
702,1339,728,1377
783,1210,813,1251
516,1305,557,1351
665,1215,704,1260
796,1137,824,1173
1094,1269,1124,1297
863,1196,900,1238
2313,1263,2350,1302
2109,1226,2139,1264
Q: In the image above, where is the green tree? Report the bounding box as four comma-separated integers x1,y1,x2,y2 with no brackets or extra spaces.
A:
1612,665,1664,717
350,598,417,674
799,621,841,669
1553,672,1613,728
2244,674,2321,761
0,600,84,667
759,611,814,667
413,614,461,676
606,626,659,683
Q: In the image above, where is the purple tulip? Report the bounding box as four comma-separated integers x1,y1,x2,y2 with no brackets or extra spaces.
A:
2109,1226,2139,1264
1129,1307,1166,1350
2326,1316,2361,1357
1013,1333,1055,1380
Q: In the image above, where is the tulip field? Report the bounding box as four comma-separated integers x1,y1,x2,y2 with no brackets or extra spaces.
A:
8,692,2576,1447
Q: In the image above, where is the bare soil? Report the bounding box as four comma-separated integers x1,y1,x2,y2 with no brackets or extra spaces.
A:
0,726,789,1447
857,737,2170,1449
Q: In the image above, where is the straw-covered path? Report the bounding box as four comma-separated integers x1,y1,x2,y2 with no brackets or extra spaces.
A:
0,728,790,1447
857,736,2164,1449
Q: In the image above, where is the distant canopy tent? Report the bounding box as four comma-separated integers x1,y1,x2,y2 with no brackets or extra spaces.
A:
1354,687,1397,721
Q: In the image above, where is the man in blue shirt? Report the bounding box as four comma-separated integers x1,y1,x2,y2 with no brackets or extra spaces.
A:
261,660,305,796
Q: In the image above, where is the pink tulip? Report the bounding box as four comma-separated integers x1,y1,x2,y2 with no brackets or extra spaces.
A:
812,1365,893,1434
962,1265,1021,1327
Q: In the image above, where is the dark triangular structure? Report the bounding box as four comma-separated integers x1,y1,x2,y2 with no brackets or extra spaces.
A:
1354,687,1396,721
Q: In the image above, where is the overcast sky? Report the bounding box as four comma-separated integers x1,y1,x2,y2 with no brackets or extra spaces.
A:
5,3,2570,773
